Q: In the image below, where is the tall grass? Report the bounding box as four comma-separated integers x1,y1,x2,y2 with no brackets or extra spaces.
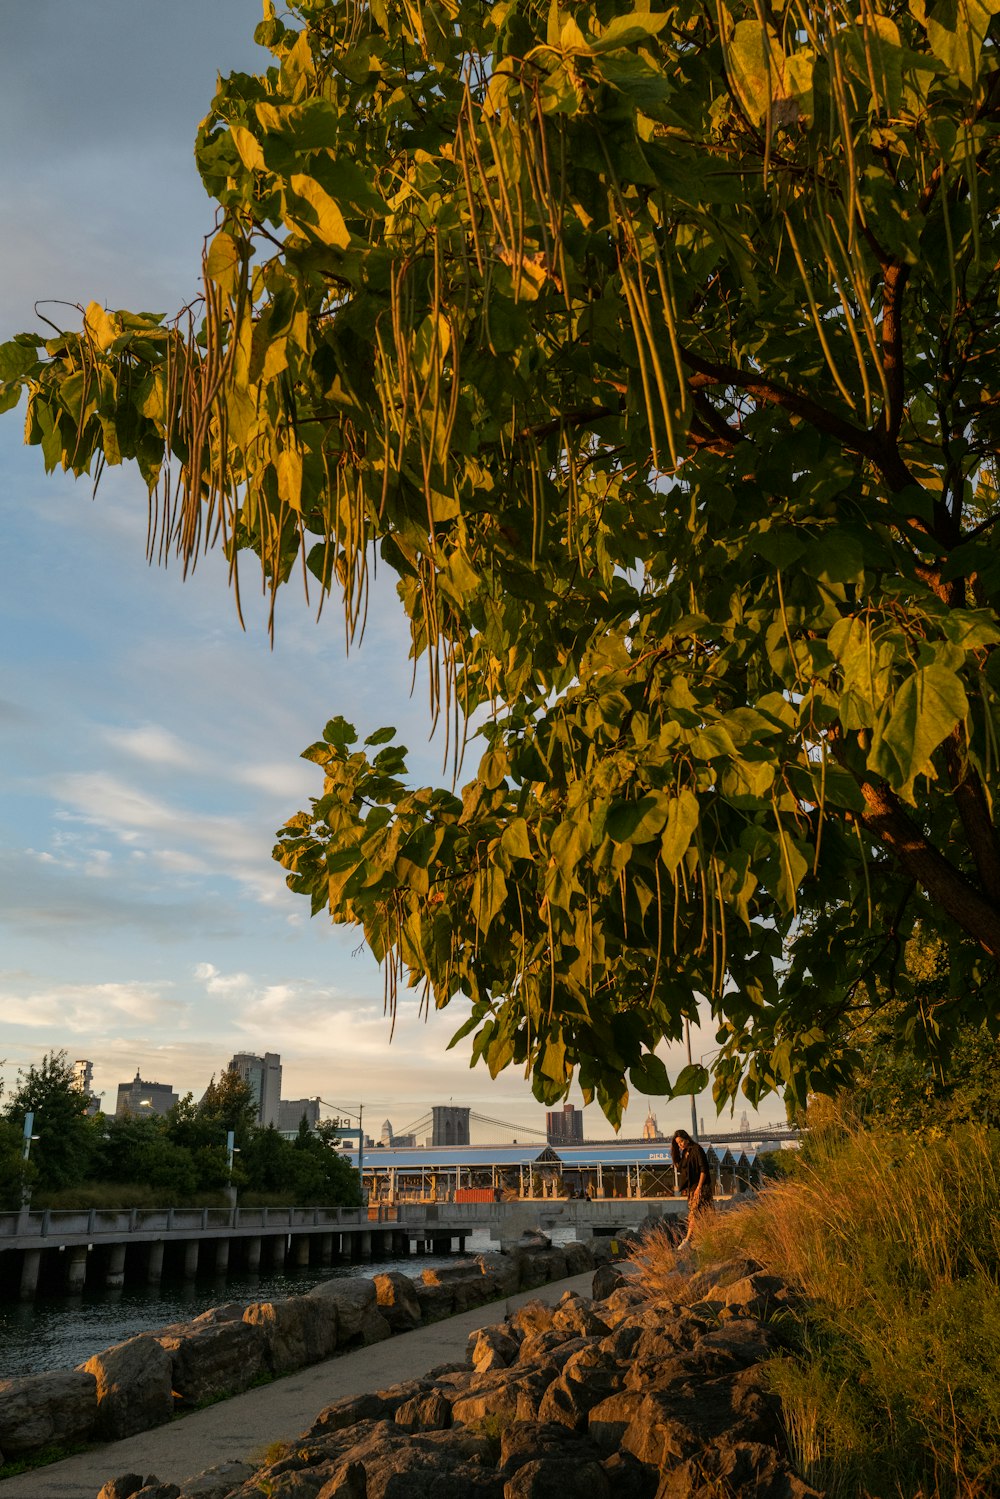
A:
646,1126,1000,1498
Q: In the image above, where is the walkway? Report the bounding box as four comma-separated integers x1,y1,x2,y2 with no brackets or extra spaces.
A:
0,1272,596,1499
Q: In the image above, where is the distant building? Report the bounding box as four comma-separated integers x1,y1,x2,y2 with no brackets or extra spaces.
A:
71,1059,93,1094
430,1106,470,1147
380,1118,416,1148
71,1058,101,1116
546,1104,584,1145
642,1109,662,1141
278,1097,320,1133
228,1052,282,1128
115,1070,179,1118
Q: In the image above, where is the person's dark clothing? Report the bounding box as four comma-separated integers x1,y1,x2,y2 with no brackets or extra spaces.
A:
678,1140,714,1204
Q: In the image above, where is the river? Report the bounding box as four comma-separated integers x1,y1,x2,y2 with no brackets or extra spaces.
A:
0,1231,510,1378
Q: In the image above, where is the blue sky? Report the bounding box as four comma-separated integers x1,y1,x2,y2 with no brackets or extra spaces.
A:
0,1,776,1137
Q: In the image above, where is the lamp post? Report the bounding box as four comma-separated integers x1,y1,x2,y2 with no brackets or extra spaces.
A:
684,1019,699,1140
21,1112,39,1208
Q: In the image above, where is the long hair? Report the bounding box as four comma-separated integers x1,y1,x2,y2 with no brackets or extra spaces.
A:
671,1129,692,1169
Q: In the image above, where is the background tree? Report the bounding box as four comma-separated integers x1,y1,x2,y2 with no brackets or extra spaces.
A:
838,932,1000,1132
1,1051,95,1194
4,0,1000,1121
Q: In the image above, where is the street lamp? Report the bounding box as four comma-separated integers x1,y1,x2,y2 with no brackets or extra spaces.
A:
21,1112,39,1208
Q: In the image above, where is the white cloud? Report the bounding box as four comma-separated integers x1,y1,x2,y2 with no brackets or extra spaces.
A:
106,724,198,770
0,976,182,1035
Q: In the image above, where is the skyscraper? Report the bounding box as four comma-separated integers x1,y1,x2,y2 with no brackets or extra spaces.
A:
228,1052,282,1128
546,1103,584,1145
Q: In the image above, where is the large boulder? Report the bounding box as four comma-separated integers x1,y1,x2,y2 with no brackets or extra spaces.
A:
467,1324,520,1373
81,1333,174,1438
551,1294,609,1339
313,1424,503,1499
475,1251,521,1298
505,1456,611,1499
243,1294,338,1373
374,1271,422,1332
176,1462,254,1499
307,1277,392,1346
0,1368,96,1456
562,1240,595,1276
154,1320,268,1407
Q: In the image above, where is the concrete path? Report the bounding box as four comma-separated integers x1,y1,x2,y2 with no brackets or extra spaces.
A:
0,1272,597,1499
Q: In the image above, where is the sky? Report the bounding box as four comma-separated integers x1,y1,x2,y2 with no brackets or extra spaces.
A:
0,1,781,1139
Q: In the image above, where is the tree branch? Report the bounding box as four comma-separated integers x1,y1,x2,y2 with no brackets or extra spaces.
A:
856,774,1000,959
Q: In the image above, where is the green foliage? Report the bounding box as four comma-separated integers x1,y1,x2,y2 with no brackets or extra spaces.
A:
1,1051,96,1194
695,1126,1000,1497
5,0,1000,1120
838,930,1000,1134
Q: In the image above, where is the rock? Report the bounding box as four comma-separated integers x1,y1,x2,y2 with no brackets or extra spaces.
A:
595,1283,648,1326
684,1255,762,1302
191,1304,245,1326
550,1297,609,1339
586,1390,648,1453
452,1363,556,1427
516,1328,573,1365
394,1389,452,1431
306,1393,399,1436
96,1478,146,1499
536,1353,620,1432
414,1280,456,1323
244,1295,339,1373
307,1278,392,1346
590,1262,627,1300
656,1439,822,1499
721,1272,791,1320
154,1320,268,1407
132,1482,181,1499
81,1334,174,1439
562,1241,594,1276
374,1271,422,1332
467,1325,520,1373
599,1451,658,1499
498,1419,587,1473
176,1461,254,1499
503,1456,611,1499
0,1368,97,1456
517,1251,556,1290
318,1425,503,1499
697,1317,780,1367
475,1252,521,1298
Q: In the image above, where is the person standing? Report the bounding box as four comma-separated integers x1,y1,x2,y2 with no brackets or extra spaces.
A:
671,1129,714,1243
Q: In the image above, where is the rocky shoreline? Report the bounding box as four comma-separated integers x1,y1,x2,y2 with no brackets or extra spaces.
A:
0,1239,597,1468
88,1251,820,1499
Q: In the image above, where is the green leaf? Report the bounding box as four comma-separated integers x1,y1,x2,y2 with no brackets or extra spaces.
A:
205,231,242,293
365,726,397,746
660,790,700,873
629,1052,670,1094
285,174,351,248
671,1063,710,1096
589,10,671,52
605,793,668,844
870,666,969,796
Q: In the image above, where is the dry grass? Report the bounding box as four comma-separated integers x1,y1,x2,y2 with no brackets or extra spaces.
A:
629,1126,1000,1499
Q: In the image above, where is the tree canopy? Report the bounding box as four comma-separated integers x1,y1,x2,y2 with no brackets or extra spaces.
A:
3,0,1000,1123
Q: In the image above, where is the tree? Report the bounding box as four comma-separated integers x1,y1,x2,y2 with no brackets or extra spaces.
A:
839,932,1000,1132
3,0,1000,1122
2,1051,96,1193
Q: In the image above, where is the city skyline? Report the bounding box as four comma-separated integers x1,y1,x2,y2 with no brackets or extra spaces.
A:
0,2,780,1140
